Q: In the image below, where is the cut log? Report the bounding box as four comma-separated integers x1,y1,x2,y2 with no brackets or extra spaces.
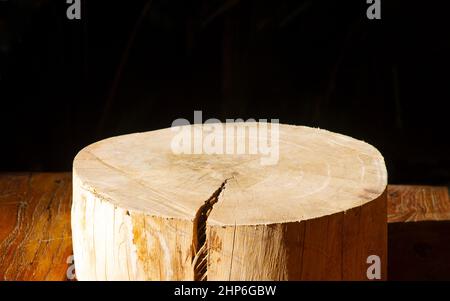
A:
71,123,387,280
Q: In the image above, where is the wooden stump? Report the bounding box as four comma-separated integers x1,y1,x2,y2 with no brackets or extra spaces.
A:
71,123,387,280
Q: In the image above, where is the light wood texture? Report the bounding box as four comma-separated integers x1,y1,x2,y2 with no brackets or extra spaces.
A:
72,124,388,280
0,173,73,281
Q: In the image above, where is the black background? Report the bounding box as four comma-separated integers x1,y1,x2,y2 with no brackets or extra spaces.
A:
0,0,448,185
0,281,447,299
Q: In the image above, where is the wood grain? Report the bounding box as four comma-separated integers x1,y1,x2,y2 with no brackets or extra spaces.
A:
0,172,448,280
387,185,450,280
387,185,450,222
0,173,73,281
72,124,388,280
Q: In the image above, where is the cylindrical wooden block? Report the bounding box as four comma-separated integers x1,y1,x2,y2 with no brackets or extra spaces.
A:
71,123,387,280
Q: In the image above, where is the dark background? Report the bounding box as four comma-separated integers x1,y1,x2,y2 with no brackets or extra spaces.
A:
0,0,448,185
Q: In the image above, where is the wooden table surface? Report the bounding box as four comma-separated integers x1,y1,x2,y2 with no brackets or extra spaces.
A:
0,173,448,281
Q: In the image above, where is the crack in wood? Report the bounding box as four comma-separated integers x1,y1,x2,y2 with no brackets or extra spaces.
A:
191,179,229,281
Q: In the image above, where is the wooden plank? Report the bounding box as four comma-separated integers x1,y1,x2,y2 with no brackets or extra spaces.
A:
387,185,450,223
0,173,73,281
387,185,450,280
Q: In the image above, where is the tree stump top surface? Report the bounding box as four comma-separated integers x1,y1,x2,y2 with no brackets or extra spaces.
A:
74,124,387,225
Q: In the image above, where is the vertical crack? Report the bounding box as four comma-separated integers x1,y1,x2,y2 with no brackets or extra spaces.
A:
191,179,229,281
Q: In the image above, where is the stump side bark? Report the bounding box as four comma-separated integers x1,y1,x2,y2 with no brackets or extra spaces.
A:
71,124,387,280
